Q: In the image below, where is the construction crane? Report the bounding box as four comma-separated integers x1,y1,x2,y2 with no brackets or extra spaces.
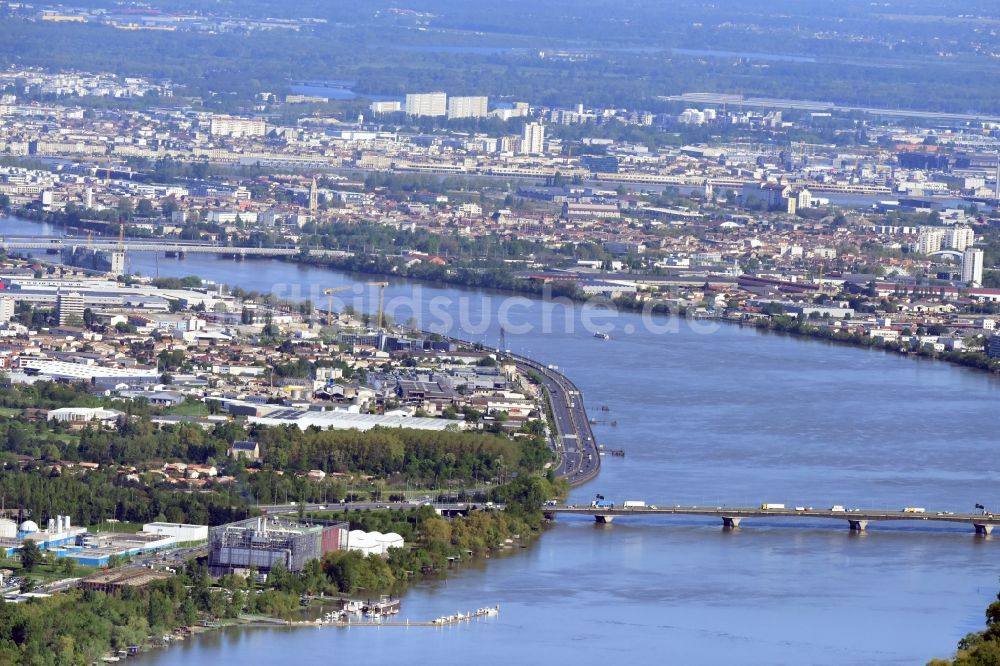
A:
368,281,389,330
321,286,351,326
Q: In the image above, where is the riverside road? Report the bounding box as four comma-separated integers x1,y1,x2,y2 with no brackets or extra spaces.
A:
506,352,600,486
430,335,601,487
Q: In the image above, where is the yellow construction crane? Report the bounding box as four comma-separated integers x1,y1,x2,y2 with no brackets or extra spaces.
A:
368,281,389,330
321,286,351,326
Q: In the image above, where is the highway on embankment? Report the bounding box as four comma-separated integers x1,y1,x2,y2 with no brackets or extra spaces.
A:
429,335,601,487
506,352,600,486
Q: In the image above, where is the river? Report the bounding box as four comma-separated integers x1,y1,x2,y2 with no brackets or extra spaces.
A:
3,216,999,664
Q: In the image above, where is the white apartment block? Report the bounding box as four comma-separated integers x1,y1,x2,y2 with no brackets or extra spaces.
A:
447,96,489,119
369,100,402,114
962,247,984,286
209,115,267,138
520,122,546,155
916,228,945,255
0,297,13,323
946,226,975,251
405,92,447,117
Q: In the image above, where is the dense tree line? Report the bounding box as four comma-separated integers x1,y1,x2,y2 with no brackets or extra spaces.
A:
304,251,579,299
0,468,246,527
0,380,552,508
756,314,1000,374
4,1,1000,114
299,220,547,262
250,424,550,485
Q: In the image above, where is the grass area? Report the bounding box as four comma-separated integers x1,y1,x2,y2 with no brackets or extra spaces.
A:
0,407,21,418
164,402,210,417
0,557,95,583
89,520,145,534
44,432,79,444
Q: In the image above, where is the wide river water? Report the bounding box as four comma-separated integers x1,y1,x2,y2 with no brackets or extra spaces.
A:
4,217,1000,664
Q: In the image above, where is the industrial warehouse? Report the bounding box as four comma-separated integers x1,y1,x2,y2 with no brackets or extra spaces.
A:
207,517,405,576
208,517,350,576
0,518,208,571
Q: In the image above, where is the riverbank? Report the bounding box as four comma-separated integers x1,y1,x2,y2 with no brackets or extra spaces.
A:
5,211,996,382
297,251,1000,379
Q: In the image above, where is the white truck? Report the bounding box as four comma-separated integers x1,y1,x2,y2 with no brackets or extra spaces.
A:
760,503,785,510
623,500,647,509
830,505,846,512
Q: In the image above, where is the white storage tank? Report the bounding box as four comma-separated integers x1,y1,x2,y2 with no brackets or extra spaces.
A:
0,519,17,539
19,520,38,534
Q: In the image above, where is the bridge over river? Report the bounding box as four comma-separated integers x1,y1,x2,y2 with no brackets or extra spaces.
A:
548,505,1000,535
0,237,301,257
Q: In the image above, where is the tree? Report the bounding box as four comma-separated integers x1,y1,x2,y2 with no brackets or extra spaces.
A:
20,539,42,571
117,198,135,221
136,198,156,217
161,197,179,218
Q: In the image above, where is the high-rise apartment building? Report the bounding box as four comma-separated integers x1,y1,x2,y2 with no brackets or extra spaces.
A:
916,228,945,255
520,122,546,155
0,297,14,323
962,247,984,286
405,92,447,117
447,96,489,119
946,226,975,252
56,290,85,326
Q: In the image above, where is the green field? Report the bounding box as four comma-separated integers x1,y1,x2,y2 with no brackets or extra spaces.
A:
164,402,210,417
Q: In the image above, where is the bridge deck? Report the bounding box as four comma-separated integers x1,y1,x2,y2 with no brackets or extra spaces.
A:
551,506,1000,527
0,239,300,255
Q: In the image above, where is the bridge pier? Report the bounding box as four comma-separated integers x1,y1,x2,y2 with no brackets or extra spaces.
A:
848,520,869,532
594,515,614,524
721,516,741,529
974,524,994,536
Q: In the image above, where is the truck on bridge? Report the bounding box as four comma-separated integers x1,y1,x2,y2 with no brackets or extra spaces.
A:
623,501,647,509
592,500,614,509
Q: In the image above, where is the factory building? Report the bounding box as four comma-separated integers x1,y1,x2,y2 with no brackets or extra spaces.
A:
208,517,348,577
0,516,189,566
142,522,208,542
